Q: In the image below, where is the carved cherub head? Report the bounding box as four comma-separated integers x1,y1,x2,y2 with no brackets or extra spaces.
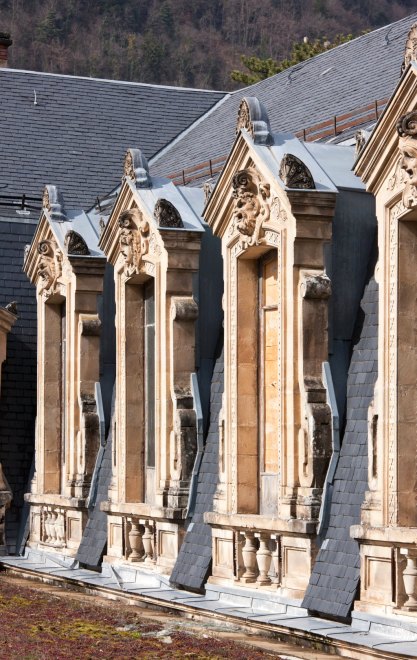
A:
398,136,417,187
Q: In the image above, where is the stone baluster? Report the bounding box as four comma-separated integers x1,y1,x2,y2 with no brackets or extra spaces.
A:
44,509,52,543
128,520,144,562
240,531,258,582
401,549,417,610
256,532,272,585
50,510,58,545
271,536,280,585
56,510,65,546
142,520,156,565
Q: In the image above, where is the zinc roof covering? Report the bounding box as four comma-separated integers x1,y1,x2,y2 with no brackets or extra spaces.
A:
150,12,417,179
0,69,225,208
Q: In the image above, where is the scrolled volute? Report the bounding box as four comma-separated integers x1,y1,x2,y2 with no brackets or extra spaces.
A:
236,97,272,145
123,149,150,188
279,154,315,190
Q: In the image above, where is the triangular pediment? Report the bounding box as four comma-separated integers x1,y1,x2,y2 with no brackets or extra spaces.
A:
355,62,417,198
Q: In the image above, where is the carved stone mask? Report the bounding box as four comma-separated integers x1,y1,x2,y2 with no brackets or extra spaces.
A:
399,136,417,188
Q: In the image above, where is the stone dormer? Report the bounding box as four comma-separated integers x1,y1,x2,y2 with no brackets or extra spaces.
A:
203,98,337,598
23,185,106,556
99,149,205,572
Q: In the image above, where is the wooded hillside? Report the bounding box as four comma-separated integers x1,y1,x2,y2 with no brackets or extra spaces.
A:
1,0,415,89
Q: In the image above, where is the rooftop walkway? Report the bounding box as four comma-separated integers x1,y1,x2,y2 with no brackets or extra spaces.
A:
1,549,417,659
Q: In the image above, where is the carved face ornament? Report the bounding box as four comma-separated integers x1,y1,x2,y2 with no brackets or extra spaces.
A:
37,239,62,295
396,111,417,207
231,169,270,244
118,208,150,276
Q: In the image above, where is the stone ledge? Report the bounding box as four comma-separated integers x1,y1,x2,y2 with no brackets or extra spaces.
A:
101,501,186,521
25,494,86,509
204,511,317,535
351,524,417,545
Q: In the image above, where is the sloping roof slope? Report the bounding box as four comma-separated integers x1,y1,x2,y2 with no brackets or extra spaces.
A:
150,13,417,178
170,347,223,592
302,272,378,621
0,70,225,207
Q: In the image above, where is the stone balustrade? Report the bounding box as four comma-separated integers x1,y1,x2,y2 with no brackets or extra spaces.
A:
126,518,157,565
40,506,66,548
235,531,281,587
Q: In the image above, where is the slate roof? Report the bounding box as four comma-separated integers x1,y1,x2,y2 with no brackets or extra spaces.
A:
302,268,378,621
0,215,37,552
150,13,417,179
0,69,225,208
170,346,223,592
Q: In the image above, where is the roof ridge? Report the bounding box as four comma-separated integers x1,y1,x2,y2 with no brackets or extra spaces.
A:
0,67,228,94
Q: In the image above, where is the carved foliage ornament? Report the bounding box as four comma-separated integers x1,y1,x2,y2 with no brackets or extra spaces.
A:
401,22,417,76
118,207,150,276
37,238,63,295
279,154,315,190
396,110,417,209
64,230,90,256
231,167,270,246
236,97,272,145
154,198,183,228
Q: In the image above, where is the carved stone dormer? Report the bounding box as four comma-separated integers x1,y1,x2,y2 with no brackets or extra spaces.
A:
279,154,315,190
236,96,272,145
37,238,63,297
154,198,183,228
396,110,417,208
123,148,150,188
402,22,417,75
231,167,270,246
42,185,67,222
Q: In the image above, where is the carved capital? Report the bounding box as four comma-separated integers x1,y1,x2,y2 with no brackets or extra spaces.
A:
301,273,331,300
123,148,150,188
231,167,270,246
37,238,63,296
118,207,150,276
396,112,417,208
154,199,183,228
279,154,315,190
236,96,272,145
80,317,101,336
64,230,90,256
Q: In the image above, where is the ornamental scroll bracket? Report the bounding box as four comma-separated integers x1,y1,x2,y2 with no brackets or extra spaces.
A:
42,185,67,222
396,110,417,209
118,207,150,277
64,230,90,256
37,238,63,296
236,96,272,145
279,154,315,190
154,198,184,228
230,167,271,247
123,148,150,189
401,22,417,76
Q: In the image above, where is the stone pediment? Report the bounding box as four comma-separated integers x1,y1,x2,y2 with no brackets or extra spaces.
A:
100,148,204,276
355,61,417,203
